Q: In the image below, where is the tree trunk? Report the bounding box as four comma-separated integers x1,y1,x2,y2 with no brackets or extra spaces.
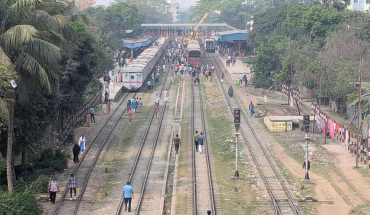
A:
6,92,15,194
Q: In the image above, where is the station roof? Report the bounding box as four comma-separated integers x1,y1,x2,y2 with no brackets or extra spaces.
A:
216,30,247,42
123,36,157,49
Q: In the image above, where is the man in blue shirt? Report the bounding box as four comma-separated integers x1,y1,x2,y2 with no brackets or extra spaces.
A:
198,132,204,154
123,181,134,212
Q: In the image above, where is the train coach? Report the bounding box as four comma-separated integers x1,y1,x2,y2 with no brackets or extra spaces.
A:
205,38,215,53
187,40,201,67
121,37,169,90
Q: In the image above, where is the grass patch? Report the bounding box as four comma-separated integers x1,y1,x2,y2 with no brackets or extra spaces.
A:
95,105,151,200
175,76,190,215
202,81,261,214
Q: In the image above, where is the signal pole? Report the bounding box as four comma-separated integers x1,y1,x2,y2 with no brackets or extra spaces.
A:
303,115,310,180
234,108,241,178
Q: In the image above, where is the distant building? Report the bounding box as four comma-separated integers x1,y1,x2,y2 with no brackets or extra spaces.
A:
346,0,370,11
67,0,97,10
167,0,180,23
179,8,189,24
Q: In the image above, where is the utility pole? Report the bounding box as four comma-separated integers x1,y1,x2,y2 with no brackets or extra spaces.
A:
289,38,293,84
357,58,363,167
319,53,322,108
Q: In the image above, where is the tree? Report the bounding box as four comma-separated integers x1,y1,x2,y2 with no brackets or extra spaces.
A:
0,0,77,193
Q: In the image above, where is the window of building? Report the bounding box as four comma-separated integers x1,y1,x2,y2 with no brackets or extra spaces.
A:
354,0,359,3
367,0,370,4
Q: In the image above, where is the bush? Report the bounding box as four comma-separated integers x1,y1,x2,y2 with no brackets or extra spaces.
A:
0,192,42,215
24,175,49,194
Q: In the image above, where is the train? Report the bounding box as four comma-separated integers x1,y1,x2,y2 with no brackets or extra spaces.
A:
187,40,201,67
121,37,169,90
205,38,215,53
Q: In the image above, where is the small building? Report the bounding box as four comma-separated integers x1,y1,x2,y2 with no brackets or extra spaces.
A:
264,116,293,132
346,0,370,11
215,30,247,53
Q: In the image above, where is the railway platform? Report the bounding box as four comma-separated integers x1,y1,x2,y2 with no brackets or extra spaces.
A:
217,53,251,83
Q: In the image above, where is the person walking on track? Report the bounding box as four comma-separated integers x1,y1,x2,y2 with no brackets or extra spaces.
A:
48,177,59,204
79,135,86,154
89,106,95,123
164,89,169,103
174,134,181,155
128,107,133,121
123,181,134,212
154,99,160,119
69,174,78,200
72,143,80,163
138,98,143,113
131,97,137,113
198,132,204,154
193,131,199,152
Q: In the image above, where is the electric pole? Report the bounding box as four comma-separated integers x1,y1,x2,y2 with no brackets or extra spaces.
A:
290,38,293,84
357,58,363,167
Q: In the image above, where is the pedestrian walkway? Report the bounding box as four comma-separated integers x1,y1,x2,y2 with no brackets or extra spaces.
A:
217,53,250,82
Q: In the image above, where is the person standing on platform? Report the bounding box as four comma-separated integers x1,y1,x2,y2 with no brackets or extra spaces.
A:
123,181,134,212
240,73,244,85
68,174,78,200
48,177,59,204
72,143,80,163
89,106,95,123
243,74,247,87
97,103,102,116
198,132,204,154
173,134,181,154
79,135,86,154
249,102,255,116
193,131,199,152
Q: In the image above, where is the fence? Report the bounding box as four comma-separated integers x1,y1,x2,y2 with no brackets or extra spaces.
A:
310,102,370,169
281,83,303,106
57,92,101,145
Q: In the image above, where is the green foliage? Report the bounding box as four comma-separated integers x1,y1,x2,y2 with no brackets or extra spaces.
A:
24,175,49,194
0,192,42,215
70,22,87,35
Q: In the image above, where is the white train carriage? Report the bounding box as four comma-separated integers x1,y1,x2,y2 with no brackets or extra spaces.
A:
122,37,169,90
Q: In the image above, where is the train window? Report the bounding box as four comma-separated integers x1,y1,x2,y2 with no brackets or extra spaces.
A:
131,75,135,79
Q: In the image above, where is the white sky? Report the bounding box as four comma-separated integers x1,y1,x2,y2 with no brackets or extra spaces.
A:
94,0,195,9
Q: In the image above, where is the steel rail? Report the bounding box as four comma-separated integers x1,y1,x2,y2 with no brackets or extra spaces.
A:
135,69,173,215
115,61,172,215
196,78,217,214
53,92,131,215
191,78,198,215
209,53,300,215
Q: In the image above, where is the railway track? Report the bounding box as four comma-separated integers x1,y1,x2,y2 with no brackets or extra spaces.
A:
116,66,173,215
54,92,134,215
208,53,300,215
191,77,216,214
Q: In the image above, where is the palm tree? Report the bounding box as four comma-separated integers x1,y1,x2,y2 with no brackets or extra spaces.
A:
0,0,76,193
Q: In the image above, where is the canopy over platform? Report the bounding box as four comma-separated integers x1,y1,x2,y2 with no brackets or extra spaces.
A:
123,37,157,49
216,30,247,42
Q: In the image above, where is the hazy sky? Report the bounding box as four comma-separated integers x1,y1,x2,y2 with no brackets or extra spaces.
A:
94,0,196,9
